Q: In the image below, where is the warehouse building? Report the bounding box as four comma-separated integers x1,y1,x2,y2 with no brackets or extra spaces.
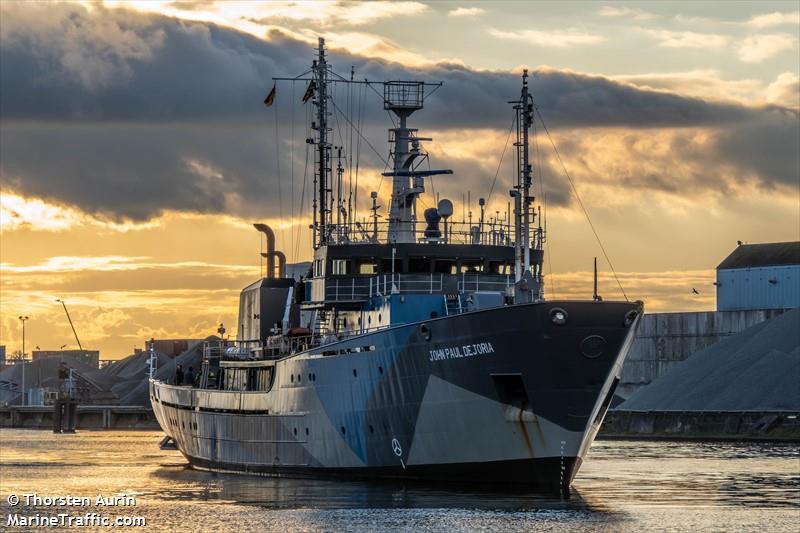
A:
716,241,799,311
618,240,799,399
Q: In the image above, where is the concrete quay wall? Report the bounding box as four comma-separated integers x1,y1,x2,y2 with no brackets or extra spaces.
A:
0,405,159,430
601,410,800,441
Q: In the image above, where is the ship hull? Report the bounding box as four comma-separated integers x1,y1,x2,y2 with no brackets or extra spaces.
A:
150,300,640,495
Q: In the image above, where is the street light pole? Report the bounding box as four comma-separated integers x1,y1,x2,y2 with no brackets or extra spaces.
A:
18,316,29,406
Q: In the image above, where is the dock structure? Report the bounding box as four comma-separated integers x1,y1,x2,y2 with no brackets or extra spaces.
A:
0,405,158,430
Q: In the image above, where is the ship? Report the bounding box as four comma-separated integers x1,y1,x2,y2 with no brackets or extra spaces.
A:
150,38,642,496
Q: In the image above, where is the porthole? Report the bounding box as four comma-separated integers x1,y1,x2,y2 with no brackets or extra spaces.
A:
419,323,432,341
305,427,309,436
293,427,297,436
369,425,375,433
378,366,384,375
368,316,372,325
308,373,313,381
378,314,382,324
550,307,568,326
353,369,358,377
341,426,346,435
298,374,302,382
623,310,639,327
290,374,294,383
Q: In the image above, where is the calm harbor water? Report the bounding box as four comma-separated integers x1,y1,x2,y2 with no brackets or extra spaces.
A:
1,429,798,531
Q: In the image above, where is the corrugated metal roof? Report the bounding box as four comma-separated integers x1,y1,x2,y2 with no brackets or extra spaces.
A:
716,241,800,270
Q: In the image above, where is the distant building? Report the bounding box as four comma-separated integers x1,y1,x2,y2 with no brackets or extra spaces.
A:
0,345,5,366
716,241,800,311
31,349,100,369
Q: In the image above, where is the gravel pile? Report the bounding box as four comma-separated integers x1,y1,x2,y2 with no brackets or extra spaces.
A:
618,308,800,412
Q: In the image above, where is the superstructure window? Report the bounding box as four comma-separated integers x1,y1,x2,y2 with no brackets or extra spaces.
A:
331,259,351,275
461,260,484,273
380,258,401,273
409,257,432,273
433,260,457,274
223,367,274,392
357,260,377,274
489,261,510,274
313,259,326,277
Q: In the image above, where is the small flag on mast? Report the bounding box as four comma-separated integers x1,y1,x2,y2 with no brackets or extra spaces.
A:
302,80,316,103
264,84,276,107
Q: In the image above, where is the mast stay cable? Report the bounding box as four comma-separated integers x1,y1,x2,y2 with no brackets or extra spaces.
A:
485,114,517,209
535,107,629,302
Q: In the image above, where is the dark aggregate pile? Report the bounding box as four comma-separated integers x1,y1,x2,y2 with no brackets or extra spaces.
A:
1,338,213,406
619,308,800,412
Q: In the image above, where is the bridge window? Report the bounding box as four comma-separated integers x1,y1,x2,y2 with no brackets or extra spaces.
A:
313,259,326,277
331,259,351,275
461,260,484,273
489,261,510,274
409,257,432,273
433,260,457,274
380,258,401,273
357,260,377,275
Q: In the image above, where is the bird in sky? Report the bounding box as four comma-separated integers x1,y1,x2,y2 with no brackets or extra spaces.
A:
692,288,700,295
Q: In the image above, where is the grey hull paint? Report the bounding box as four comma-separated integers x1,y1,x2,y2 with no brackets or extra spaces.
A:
151,300,641,493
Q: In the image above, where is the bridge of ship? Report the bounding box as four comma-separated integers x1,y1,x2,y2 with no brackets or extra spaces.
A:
302,243,544,335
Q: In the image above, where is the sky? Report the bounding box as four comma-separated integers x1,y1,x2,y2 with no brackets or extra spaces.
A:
1,1,798,359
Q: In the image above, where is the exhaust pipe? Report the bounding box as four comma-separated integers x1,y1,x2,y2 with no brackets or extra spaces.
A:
253,223,279,278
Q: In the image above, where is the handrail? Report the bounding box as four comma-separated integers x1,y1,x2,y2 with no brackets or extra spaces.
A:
321,220,523,246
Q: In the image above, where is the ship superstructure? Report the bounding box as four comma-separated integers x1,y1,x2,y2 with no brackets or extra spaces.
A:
150,39,642,495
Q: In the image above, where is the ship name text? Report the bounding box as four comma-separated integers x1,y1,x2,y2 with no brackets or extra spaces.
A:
429,342,495,362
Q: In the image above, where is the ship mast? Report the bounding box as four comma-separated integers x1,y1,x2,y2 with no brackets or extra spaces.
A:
313,38,331,248
383,82,451,243
511,70,535,282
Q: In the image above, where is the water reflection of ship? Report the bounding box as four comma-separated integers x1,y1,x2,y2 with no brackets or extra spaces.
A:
150,38,642,495
151,465,598,512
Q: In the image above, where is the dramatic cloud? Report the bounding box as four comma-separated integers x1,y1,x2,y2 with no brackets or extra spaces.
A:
448,7,486,18
737,33,797,63
644,29,730,49
1,3,797,223
117,0,430,27
598,6,657,20
615,70,800,108
488,27,606,47
746,11,800,29
765,72,800,108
